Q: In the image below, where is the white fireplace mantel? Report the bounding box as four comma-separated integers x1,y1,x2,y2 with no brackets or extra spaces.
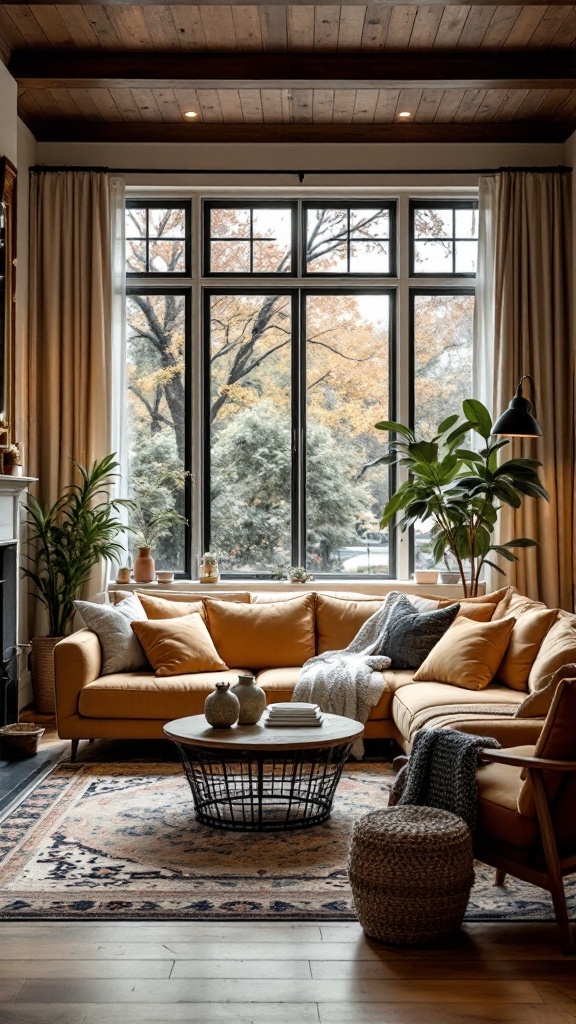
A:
0,476,37,544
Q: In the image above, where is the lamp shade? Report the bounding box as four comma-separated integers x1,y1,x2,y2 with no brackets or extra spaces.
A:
492,378,543,437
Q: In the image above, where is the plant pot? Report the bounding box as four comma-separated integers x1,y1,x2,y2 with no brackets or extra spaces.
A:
133,547,155,583
439,572,461,585
414,570,439,585
30,636,63,715
0,723,45,760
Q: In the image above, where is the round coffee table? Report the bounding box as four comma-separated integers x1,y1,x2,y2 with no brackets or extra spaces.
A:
164,713,364,832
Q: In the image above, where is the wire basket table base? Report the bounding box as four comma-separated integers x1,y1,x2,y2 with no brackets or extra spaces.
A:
176,740,354,831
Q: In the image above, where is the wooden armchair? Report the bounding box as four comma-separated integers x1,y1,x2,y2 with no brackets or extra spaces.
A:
475,677,576,954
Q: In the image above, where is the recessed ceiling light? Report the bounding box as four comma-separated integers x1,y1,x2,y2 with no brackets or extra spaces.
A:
184,110,198,119
398,111,412,118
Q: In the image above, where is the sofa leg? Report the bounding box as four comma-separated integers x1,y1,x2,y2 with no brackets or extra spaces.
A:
494,869,506,886
70,740,79,763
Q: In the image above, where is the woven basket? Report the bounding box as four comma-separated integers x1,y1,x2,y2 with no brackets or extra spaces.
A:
0,723,45,759
30,636,62,715
349,805,474,946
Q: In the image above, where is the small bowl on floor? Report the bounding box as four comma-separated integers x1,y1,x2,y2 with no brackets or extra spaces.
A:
0,723,45,760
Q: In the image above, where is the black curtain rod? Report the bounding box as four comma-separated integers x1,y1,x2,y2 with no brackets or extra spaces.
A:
30,164,572,176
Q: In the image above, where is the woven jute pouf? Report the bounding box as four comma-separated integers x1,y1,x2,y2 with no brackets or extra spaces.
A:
349,805,474,945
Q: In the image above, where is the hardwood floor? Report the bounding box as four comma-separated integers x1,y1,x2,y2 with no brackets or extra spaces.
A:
3,720,574,1022
0,920,574,1023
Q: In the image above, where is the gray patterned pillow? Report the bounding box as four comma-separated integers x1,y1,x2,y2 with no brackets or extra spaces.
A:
382,594,460,670
74,594,150,675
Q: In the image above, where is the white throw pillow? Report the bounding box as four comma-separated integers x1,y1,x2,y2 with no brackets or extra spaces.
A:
74,594,149,675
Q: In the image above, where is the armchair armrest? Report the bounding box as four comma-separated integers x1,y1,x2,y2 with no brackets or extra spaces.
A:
478,749,576,772
54,629,102,734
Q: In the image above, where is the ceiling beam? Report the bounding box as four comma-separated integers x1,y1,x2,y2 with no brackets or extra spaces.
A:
26,120,571,144
10,50,576,91
3,0,572,6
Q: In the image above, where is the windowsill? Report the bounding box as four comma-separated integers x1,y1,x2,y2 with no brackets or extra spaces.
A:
108,578,485,599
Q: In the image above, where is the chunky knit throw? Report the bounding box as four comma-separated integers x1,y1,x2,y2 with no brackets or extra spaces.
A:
390,727,501,831
293,592,401,759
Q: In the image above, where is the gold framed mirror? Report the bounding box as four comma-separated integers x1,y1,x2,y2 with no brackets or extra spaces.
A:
0,157,16,442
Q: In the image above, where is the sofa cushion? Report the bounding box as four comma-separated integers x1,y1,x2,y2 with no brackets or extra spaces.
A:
74,595,149,675
205,594,315,670
476,745,539,848
315,594,386,653
492,587,546,621
132,613,228,676
497,606,557,691
527,613,576,693
380,594,460,669
515,663,576,719
413,616,515,691
392,681,523,743
138,592,206,621
78,670,246,720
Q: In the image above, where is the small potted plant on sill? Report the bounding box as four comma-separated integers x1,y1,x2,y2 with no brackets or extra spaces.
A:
373,399,548,598
129,489,187,583
22,454,131,714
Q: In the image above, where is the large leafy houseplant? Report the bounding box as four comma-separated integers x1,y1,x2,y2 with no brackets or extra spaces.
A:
375,399,548,597
22,454,130,637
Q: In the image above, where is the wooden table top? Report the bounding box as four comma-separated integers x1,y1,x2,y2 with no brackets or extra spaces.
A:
164,713,364,752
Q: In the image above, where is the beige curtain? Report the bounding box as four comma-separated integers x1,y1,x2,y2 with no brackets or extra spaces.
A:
476,170,574,611
27,170,114,601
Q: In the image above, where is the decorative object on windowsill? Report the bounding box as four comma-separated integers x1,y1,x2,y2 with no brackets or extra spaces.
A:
116,566,131,584
129,489,187,586
288,566,315,584
21,454,132,714
271,564,288,581
492,374,543,438
133,547,155,584
204,681,240,728
439,571,461,585
375,398,548,598
232,673,267,725
156,570,175,584
414,570,438,585
0,722,45,760
199,552,220,584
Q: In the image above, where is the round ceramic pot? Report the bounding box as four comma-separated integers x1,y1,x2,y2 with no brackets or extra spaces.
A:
232,673,267,725
204,682,240,728
133,547,155,583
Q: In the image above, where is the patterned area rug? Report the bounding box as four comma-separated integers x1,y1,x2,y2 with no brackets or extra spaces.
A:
0,761,573,921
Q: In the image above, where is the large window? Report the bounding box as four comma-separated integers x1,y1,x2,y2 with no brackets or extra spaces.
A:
124,194,477,579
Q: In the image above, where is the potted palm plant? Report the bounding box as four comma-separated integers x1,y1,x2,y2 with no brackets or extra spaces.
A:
22,454,131,713
375,399,548,597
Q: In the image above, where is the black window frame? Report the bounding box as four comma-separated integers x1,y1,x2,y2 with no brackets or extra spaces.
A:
126,199,192,279
203,200,298,277
409,199,478,279
408,285,476,575
302,200,397,278
125,285,193,579
203,285,396,579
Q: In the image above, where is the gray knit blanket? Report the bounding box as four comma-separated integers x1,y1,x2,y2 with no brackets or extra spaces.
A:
292,592,400,759
389,727,501,830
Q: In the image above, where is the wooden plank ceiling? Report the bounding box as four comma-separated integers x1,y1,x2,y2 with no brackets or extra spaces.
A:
2,3,576,142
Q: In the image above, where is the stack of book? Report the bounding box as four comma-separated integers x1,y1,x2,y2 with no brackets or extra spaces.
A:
265,702,324,728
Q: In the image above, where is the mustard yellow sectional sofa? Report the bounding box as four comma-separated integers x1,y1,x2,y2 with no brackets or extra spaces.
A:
54,585,572,760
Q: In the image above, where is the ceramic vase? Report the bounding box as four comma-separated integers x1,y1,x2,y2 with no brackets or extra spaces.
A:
204,682,240,728
232,673,267,725
133,546,155,583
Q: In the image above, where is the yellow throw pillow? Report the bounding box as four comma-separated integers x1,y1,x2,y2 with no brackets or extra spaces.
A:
413,615,516,691
131,613,228,677
527,613,576,693
498,606,557,691
491,587,546,621
315,594,385,654
138,592,206,621
204,594,315,670
456,602,497,623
